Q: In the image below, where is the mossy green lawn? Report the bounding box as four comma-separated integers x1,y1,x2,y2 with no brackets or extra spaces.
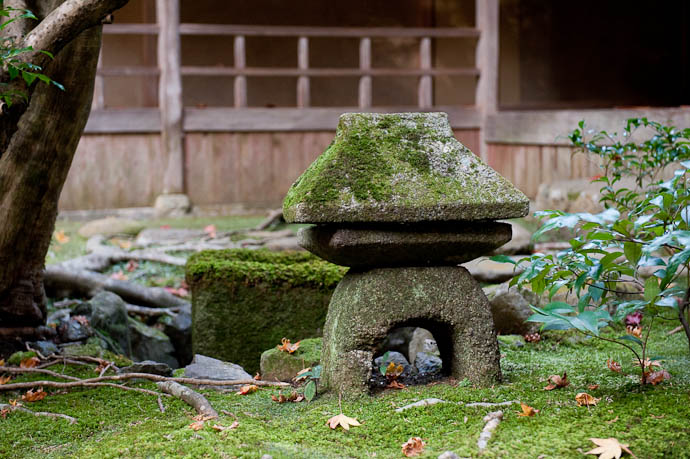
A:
2,323,689,458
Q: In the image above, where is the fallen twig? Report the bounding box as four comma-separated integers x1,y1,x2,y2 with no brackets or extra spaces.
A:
464,401,518,408
0,373,288,392
477,410,503,452
668,325,683,336
157,396,165,413
126,303,180,317
98,363,113,378
37,357,89,369
0,403,77,424
395,398,447,413
82,382,169,397
0,366,80,381
156,381,217,418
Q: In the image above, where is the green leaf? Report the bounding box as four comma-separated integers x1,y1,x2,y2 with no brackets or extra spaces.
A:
644,276,660,302
624,242,642,267
489,255,517,265
304,380,317,402
617,335,643,347
22,71,37,86
379,351,390,375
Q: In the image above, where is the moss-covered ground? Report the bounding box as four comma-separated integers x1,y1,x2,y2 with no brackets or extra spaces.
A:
2,323,689,458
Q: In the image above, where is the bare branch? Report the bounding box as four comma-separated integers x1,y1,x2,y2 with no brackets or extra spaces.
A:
0,403,77,424
157,381,218,418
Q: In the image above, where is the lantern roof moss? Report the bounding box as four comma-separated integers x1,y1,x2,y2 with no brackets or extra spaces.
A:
283,112,529,223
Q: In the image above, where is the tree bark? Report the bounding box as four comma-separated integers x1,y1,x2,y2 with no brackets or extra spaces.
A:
0,0,128,334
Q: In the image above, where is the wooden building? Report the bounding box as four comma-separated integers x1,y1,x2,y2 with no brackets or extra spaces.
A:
59,0,690,211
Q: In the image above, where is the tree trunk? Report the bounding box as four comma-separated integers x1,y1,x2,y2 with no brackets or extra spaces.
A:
0,2,107,333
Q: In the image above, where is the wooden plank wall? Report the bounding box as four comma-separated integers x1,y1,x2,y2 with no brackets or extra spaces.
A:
59,134,166,210
486,143,602,198
58,128,480,210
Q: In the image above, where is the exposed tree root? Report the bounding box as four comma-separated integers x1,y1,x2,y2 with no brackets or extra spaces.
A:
44,265,189,310
477,410,503,452
394,398,447,413
125,303,181,317
157,381,217,418
0,403,77,424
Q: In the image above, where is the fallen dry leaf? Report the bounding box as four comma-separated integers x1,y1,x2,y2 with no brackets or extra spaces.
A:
236,384,258,395
544,372,570,390
0,359,4,367
385,361,404,379
517,403,539,417
401,437,425,457
633,358,661,369
271,391,304,403
588,384,600,390
626,325,642,339
277,338,300,354
650,414,665,419
524,332,541,343
585,437,636,459
386,380,406,390
326,413,361,430
204,224,217,239
211,421,239,432
22,388,47,402
254,372,262,381
126,260,139,272
189,420,205,431
54,230,70,244
0,408,8,419
575,392,600,407
8,399,18,407
20,356,40,369
0,375,11,385
294,367,311,381
644,369,670,385
73,315,90,326
110,270,128,281
606,359,621,373
164,286,189,298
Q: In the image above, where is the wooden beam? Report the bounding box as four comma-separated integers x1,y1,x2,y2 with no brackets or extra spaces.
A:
475,0,499,161
358,37,372,108
297,37,310,108
418,37,432,108
233,36,247,108
183,107,481,132
84,109,161,133
486,108,690,145
180,66,479,77
156,0,185,194
177,24,479,38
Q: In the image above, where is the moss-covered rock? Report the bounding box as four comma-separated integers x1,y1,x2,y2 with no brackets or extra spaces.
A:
283,112,529,223
186,249,346,374
7,351,37,366
321,266,501,396
259,337,322,381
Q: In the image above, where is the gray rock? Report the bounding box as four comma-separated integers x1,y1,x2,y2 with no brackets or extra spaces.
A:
492,220,533,255
154,193,191,218
159,304,192,366
373,351,415,377
77,217,144,238
135,228,205,247
408,328,439,367
263,236,302,252
379,327,416,361
46,309,70,327
90,292,131,356
58,317,93,342
128,317,179,369
297,223,511,268
415,352,443,375
462,256,524,284
484,282,540,335
283,112,529,223
438,452,461,459
184,354,252,389
119,360,173,376
29,340,59,356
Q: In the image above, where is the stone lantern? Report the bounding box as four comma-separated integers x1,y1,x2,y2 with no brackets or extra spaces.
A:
283,112,529,395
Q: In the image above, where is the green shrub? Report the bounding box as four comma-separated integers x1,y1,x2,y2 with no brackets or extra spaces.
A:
494,119,690,383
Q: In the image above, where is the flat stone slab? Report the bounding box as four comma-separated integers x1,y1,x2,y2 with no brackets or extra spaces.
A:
297,222,511,267
283,112,529,223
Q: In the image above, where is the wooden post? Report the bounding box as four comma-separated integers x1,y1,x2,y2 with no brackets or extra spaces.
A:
297,36,310,107
234,35,247,108
156,0,185,194
475,0,499,161
418,37,432,108
358,37,372,108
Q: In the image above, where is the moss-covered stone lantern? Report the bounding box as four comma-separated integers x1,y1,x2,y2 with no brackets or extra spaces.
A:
283,112,529,395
